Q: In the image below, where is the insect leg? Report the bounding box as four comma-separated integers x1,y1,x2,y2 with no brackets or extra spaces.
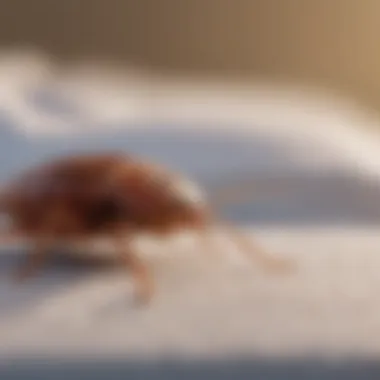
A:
115,236,154,305
223,223,295,273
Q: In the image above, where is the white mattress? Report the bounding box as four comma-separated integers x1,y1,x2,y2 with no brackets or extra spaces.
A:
1,49,380,378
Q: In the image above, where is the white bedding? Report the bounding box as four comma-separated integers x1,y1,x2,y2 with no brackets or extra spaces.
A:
1,49,380,374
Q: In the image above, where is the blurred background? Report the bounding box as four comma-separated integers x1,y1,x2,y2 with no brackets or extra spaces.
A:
2,1,380,379
1,0,380,109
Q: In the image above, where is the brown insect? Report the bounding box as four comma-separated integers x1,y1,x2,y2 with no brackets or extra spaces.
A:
0,152,293,304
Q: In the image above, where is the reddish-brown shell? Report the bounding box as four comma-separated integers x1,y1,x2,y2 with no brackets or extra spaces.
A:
0,153,210,241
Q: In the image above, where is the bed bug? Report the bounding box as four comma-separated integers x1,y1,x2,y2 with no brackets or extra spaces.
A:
0,152,293,304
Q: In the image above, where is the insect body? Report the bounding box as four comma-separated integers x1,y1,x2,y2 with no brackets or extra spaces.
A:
0,153,292,304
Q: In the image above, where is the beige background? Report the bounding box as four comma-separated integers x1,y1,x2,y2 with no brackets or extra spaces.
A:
0,0,379,110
